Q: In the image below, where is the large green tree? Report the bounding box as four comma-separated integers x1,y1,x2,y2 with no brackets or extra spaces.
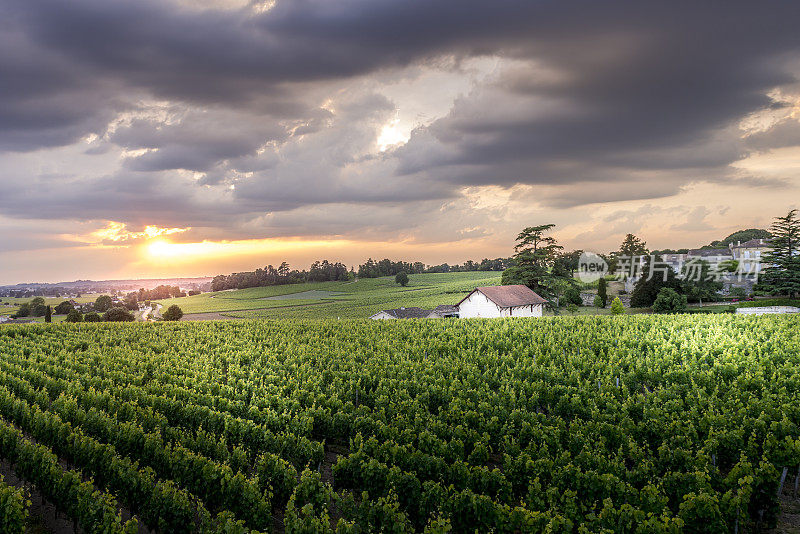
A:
619,234,649,257
681,260,723,303
630,256,681,307
95,295,113,312
608,234,648,273
501,224,569,302
54,301,74,315
758,209,800,297
395,271,409,287
103,307,134,322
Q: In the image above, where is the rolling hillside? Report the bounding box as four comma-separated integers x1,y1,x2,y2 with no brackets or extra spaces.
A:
156,272,503,320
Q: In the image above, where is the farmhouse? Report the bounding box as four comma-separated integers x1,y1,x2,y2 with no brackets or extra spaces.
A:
457,285,547,318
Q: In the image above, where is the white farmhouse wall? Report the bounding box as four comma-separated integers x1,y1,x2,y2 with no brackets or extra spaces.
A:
458,291,543,318
370,311,395,320
498,304,543,318
458,291,501,318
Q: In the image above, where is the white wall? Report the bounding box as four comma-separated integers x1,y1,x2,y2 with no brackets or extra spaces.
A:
370,311,395,320
736,306,799,315
500,304,543,318
458,291,543,318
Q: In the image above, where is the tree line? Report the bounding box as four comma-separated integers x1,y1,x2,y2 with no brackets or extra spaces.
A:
211,260,350,291
501,209,799,314
210,257,513,292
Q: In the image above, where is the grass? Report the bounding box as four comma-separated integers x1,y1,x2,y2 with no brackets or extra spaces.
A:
157,272,502,319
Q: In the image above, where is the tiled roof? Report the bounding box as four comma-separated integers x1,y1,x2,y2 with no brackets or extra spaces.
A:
376,307,432,319
730,239,771,248
428,305,458,317
459,285,547,308
688,248,732,258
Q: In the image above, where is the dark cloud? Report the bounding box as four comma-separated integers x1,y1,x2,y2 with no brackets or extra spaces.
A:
2,0,800,245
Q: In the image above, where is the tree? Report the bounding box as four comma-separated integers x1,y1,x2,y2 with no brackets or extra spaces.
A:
705,228,772,248
597,277,608,307
610,297,625,315
554,250,583,277
394,271,409,287
95,295,113,312
103,307,134,322
123,293,139,311
84,312,102,322
45,305,52,323
562,286,582,306
593,295,604,308
758,209,800,298
162,305,184,321
14,303,31,318
32,303,48,317
680,260,723,303
30,297,46,309
65,309,83,322
619,234,649,257
501,224,568,302
630,256,682,307
54,301,74,315
652,288,688,313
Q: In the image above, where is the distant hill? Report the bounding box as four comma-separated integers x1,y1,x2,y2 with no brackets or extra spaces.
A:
0,277,213,297
703,228,771,249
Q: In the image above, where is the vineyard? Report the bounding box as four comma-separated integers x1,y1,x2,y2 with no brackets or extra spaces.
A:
0,315,798,533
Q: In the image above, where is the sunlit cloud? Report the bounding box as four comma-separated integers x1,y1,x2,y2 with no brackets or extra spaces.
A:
89,222,191,245
377,115,408,151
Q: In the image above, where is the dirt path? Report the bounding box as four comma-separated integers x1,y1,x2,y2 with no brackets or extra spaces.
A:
771,494,800,533
1,458,74,534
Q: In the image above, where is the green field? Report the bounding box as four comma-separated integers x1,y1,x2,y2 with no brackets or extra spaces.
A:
0,315,797,532
157,272,503,319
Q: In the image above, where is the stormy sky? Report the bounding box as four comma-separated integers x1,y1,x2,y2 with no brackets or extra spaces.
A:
2,0,800,283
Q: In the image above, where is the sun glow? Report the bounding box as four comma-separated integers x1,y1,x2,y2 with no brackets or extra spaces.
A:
144,237,357,262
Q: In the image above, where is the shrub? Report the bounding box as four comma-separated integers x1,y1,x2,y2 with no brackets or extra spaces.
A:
162,305,184,321
83,312,102,322
593,295,604,308
652,288,688,314
103,307,134,322
65,309,83,323
610,297,625,315
728,287,746,298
